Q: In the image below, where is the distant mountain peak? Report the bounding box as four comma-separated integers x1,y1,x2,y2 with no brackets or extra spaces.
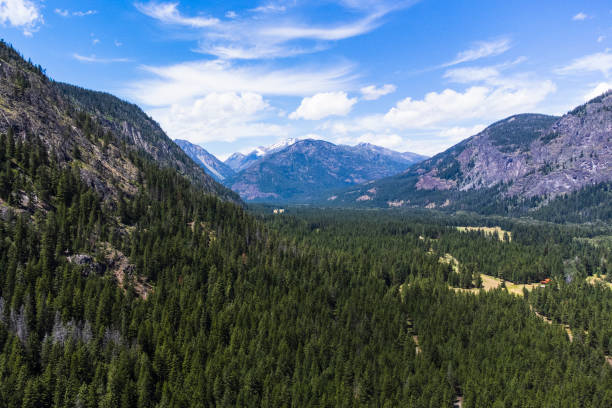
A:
226,139,427,202
225,138,300,171
174,139,235,182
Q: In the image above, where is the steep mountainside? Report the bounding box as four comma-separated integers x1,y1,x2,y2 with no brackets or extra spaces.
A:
224,138,298,171
0,41,237,204
174,139,235,182
335,93,612,212
228,139,427,201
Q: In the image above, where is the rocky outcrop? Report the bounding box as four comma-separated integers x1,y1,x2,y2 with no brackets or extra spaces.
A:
67,254,105,276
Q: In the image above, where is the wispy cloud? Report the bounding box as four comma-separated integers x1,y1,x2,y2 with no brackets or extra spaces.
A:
55,8,97,17
443,57,527,84
572,12,588,21
260,13,383,41
136,1,414,60
0,0,43,36
360,84,396,100
442,38,511,67
73,10,97,17
250,4,286,14
73,54,131,63
128,59,357,106
555,50,612,77
135,2,219,27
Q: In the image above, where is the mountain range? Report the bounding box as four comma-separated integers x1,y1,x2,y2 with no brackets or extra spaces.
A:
178,138,428,201
332,92,612,214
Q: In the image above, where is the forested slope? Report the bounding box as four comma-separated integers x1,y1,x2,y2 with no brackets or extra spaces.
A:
2,41,612,407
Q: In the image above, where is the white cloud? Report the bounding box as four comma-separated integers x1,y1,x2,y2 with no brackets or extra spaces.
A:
135,2,219,28
260,13,382,42
115,40,123,47
360,84,396,100
202,44,327,60
598,36,605,43
225,10,237,18
383,83,555,128
584,82,612,101
92,38,100,45
55,8,97,17
129,59,356,106
73,10,97,17
572,12,588,21
250,4,286,13
0,0,43,36
443,38,511,67
318,67,555,156
438,124,487,142
73,54,131,63
556,51,612,77
290,92,357,120
149,92,286,144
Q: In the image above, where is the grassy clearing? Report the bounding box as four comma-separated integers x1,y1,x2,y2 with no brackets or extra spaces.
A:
439,251,538,296
456,226,512,242
439,253,460,272
434,247,539,296
451,275,538,296
586,275,612,290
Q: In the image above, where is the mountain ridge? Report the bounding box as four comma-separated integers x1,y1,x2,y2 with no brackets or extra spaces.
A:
174,139,235,182
332,93,612,213
226,138,428,201
0,40,239,206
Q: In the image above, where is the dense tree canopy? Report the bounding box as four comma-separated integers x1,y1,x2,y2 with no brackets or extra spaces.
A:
1,131,612,407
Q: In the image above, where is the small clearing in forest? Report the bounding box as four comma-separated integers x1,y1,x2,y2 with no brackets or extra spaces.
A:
456,226,512,242
586,275,612,290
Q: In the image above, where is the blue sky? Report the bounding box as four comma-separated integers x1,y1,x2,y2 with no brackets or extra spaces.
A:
1,0,611,159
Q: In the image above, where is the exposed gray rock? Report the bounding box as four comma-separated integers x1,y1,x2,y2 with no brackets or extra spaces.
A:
67,254,105,276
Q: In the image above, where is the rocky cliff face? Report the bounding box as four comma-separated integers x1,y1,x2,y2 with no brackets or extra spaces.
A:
335,92,612,208
227,139,427,201
174,139,235,182
0,41,237,204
